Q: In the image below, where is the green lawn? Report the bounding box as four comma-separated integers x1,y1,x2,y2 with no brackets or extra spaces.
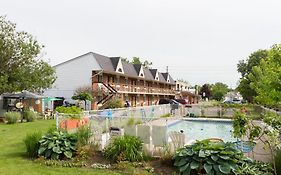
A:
0,120,122,175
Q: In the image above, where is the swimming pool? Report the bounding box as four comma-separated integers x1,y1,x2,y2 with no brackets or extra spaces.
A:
168,118,236,142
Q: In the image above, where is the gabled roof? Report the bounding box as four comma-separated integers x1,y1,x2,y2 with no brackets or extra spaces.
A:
94,53,115,72
133,64,142,75
110,57,120,71
143,68,154,81
161,73,169,81
121,61,139,77
168,74,176,84
57,52,176,84
149,69,158,79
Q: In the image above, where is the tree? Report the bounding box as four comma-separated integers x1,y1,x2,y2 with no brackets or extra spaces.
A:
248,44,281,109
72,85,93,110
0,16,56,94
121,57,152,68
199,84,212,100
236,50,268,102
211,82,229,101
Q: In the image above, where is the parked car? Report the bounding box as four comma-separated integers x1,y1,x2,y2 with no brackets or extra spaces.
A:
159,99,180,105
175,99,191,107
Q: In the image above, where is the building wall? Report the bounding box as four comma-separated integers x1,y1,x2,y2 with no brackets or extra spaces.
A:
92,72,176,109
44,53,101,104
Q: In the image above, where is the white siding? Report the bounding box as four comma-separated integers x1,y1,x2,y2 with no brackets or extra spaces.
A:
44,53,101,102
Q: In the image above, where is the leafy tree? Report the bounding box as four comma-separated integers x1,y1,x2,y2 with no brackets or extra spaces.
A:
121,57,152,68
236,50,268,102
199,84,212,100
72,92,93,110
211,82,229,101
0,16,56,94
248,44,281,109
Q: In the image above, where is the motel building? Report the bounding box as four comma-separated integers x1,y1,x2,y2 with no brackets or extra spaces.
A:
44,52,176,110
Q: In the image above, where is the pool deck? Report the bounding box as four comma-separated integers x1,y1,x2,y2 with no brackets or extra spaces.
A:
148,117,272,163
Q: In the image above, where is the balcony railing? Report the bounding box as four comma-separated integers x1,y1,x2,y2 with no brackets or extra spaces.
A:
109,83,175,95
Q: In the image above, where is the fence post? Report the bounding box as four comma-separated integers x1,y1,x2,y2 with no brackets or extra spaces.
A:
55,112,59,130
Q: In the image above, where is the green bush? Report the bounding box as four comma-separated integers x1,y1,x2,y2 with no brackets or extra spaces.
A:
173,140,247,175
160,113,171,118
126,118,143,126
104,135,143,162
275,149,281,175
235,161,273,175
4,112,21,124
232,111,249,138
38,131,77,160
75,126,92,147
105,98,123,109
24,131,42,158
23,110,36,122
56,106,83,119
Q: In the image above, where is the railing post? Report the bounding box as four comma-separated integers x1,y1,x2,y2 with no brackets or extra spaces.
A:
55,112,59,130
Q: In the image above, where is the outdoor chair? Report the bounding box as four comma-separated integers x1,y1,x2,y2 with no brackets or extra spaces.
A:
136,124,150,144
151,125,168,156
169,131,185,152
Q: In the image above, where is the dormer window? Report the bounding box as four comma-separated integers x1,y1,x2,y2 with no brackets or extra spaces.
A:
168,80,170,83
156,77,159,80
140,73,143,77
118,68,122,72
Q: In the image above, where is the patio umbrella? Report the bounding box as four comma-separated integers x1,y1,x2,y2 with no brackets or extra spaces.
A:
42,97,63,102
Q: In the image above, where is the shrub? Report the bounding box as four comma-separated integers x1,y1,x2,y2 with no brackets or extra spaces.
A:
232,111,249,138
56,106,83,119
105,98,123,109
75,125,92,147
104,135,143,162
23,110,36,122
160,113,171,118
4,112,21,124
126,118,143,126
173,140,247,175
24,131,42,158
235,161,273,175
275,149,281,175
38,131,77,160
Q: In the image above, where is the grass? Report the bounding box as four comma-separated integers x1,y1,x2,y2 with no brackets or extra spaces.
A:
0,120,122,175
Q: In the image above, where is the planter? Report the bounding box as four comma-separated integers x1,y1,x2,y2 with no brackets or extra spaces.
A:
60,117,89,130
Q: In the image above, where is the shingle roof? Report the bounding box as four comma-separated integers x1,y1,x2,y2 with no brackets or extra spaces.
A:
168,74,176,84
121,61,138,77
110,57,120,71
161,73,169,81
149,69,158,79
159,73,166,82
93,53,115,72
133,64,142,76
92,52,175,84
143,68,154,81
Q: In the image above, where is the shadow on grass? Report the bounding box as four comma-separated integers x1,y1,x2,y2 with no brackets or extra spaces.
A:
2,151,26,159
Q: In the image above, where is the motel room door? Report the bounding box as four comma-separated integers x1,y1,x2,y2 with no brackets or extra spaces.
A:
131,95,137,107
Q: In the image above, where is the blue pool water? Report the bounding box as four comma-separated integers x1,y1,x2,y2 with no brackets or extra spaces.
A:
168,119,236,142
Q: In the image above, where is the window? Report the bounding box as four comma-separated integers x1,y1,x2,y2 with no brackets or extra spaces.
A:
118,68,122,72
98,75,103,83
140,73,144,77
125,79,129,85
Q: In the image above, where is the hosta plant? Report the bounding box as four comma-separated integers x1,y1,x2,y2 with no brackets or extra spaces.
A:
38,131,77,160
173,140,248,175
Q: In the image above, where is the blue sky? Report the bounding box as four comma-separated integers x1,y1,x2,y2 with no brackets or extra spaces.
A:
1,0,281,88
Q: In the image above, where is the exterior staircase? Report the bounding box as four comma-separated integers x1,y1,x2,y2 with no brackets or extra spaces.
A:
96,83,118,108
